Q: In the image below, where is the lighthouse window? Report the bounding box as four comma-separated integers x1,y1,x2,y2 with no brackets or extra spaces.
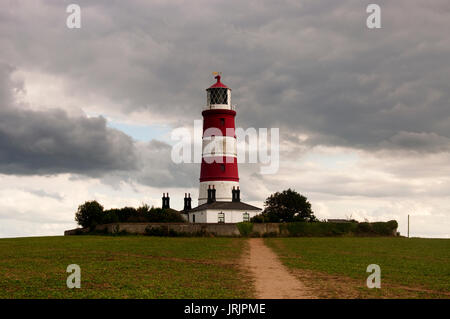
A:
220,164,225,172
209,88,228,105
220,118,225,126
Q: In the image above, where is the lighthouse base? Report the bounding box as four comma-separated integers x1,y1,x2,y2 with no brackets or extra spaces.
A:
198,181,239,205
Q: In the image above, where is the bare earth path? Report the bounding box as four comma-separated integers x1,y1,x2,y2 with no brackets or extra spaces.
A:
244,238,314,299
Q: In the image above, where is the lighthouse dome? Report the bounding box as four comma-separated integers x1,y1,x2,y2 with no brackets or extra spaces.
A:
206,75,232,109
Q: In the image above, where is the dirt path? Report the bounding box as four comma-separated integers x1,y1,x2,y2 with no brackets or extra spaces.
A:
244,238,314,299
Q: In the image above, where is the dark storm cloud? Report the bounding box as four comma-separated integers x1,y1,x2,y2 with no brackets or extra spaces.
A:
0,63,196,187
0,107,137,175
2,0,450,154
0,64,137,175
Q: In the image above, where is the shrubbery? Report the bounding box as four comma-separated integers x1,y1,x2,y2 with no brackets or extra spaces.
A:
251,189,317,223
281,220,398,237
75,201,104,229
75,201,186,228
144,226,207,237
356,220,398,236
236,222,253,237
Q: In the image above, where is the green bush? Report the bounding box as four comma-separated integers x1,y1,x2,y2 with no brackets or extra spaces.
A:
281,221,396,237
250,214,266,223
75,201,104,229
236,222,253,236
256,189,316,222
356,222,372,234
372,220,398,235
76,202,187,227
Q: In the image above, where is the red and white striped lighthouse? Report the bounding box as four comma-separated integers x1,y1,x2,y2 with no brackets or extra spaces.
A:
198,74,239,204
182,74,261,223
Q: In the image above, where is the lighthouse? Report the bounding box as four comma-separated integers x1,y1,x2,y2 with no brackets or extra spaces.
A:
183,74,261,223
198,74,239,204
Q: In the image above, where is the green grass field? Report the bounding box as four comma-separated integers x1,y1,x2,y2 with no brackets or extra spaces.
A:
1,235,449,298
0,236,251,298
265,237,450,298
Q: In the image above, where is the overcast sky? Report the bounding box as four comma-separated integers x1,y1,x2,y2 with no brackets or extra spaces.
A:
1,0,450,238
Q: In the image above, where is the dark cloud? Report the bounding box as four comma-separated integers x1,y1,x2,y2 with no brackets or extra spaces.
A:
2,0,448,153
0,63,137,176
2,1,450,239
380,131,450,152
1,0,450,177
0,63,197,188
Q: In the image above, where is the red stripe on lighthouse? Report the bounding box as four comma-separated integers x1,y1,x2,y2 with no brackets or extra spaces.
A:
200,157,239,182
202,109,237,137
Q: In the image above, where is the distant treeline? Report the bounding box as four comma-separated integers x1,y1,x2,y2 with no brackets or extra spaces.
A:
75,201,185,229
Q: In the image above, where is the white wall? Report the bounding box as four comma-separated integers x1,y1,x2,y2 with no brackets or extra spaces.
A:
188,209,261,223
207,209,261,223
188,210,208,223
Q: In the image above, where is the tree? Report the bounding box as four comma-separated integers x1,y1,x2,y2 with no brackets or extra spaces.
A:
75,200,104,228
253,189,316,223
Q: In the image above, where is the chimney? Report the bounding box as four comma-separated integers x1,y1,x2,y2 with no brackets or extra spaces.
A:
232,186,237,202
212,185,216,202
162,192,170,209
183,193,192,211
207,185,212,203
235,186,240,202
207,185,216,203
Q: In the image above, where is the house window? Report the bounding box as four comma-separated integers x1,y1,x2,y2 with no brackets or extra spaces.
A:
192,214,196,223
243,212,250,222
218,212,225,223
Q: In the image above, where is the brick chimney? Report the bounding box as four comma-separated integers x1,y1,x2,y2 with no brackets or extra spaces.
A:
162,193,170,209
183,193,192,211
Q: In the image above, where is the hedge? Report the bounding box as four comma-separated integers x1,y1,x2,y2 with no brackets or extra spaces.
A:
280,220,398,237
236,222,254,237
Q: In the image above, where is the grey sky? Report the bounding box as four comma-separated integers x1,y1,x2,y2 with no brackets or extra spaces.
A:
0,0,449,237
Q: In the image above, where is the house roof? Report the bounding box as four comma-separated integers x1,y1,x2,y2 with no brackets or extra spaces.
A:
186,201,261,213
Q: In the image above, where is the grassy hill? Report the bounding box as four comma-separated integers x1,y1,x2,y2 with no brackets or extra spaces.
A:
0,235,448,298
266,237,450,298
0,236,251,298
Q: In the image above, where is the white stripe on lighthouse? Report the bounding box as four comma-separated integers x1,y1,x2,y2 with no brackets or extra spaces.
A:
202,135,237,157
198,181,240,205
